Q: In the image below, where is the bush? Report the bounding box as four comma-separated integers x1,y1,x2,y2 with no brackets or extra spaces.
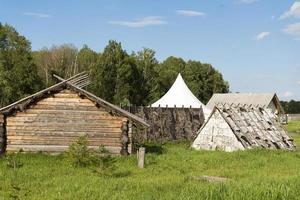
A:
67,135,92,167
91,145,116,176
6,153,23,170
67,136,115,176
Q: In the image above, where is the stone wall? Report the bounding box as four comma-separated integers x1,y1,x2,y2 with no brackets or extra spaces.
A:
124,106,205,142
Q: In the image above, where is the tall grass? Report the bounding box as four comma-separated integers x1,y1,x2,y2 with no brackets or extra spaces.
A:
285,120,300,133
1,139,300,200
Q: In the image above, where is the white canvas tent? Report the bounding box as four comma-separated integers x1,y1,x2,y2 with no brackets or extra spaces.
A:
151,73,211,118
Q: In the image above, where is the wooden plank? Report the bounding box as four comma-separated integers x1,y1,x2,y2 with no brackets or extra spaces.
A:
10,112,121,120
8,134,122,140
0,114,3,123
7,140,122,147
37,97,93,103
8,139,121,145
7,135,121,140
192,176,229,183
6,144,122,154
7,118,121,127
6,123,122,128
29,104,100,111
7,131,122,137
7,115,121,124
7,126,122,132
59,89,75,94
53,93,81,98
36,101,98,107
17,109,112,116
138,147,145,168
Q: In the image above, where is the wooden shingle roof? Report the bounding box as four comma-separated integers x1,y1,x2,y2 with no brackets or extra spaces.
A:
207,93,284,114
211,105,295,150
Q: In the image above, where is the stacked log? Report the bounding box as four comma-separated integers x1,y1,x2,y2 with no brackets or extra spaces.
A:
5,90,129,155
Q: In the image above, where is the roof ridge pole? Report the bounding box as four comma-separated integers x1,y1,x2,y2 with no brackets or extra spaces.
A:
0,73,85,113
53,74,149,127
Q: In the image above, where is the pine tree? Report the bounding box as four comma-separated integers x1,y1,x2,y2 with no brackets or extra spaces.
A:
0,23,43,107
92,40,126,102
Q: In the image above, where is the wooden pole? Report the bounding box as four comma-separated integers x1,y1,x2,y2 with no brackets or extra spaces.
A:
138,147,145,168
120,119,129,156
0,114,4,155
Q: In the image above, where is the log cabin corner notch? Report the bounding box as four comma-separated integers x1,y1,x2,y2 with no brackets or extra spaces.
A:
0,74,149,155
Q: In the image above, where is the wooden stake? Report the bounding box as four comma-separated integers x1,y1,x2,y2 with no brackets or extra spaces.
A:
138,147,145,168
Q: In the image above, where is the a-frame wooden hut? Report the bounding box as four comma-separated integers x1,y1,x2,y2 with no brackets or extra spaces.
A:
192,105,295,152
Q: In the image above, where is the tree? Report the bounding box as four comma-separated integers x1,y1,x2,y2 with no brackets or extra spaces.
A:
33,44,78,86
281,100,300,114
134,48,158,105
114,56,142,106
33,48,52,86
91,40,127,102
0,23,43,107
49,44,78,78
77,44,98,73
31,39,229,106
153,56,186,101
184,61,229,103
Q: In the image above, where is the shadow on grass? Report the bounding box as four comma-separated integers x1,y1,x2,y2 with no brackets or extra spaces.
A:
112,170,132,178
142,143,165,155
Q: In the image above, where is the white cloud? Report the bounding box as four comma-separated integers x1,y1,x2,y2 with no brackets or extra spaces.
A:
23,12,52,18
280,2,300,19
297,80,300,85
176,10,205,17
283,23,300,38
284,91,293,97
256,32,270,41
240,0,258,4
108,16,166,28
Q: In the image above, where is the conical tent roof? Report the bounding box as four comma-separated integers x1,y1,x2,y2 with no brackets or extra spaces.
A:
151,73,211,116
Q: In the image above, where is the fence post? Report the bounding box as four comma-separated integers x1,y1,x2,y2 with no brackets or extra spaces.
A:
138,147,145,168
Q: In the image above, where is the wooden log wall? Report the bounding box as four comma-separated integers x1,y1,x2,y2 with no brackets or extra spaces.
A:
0,114,5,154
123,106,205,142
5,90,130,155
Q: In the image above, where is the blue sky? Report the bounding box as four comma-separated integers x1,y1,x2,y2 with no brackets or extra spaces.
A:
0,0,299,100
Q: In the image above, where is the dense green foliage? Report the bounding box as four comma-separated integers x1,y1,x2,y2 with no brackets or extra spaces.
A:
67,135,94,167
1,137,300,200
282,100,300,114
0,23,43,107
0,23,229,107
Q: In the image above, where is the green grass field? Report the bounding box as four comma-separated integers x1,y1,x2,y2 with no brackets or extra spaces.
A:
1,126,300,199
285,120,300,134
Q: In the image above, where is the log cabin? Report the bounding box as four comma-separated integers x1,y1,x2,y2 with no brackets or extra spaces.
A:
0,75,149,155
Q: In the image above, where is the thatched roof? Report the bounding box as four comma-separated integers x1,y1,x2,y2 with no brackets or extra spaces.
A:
207,93,284,114
0,74,149,127
205,105,295,150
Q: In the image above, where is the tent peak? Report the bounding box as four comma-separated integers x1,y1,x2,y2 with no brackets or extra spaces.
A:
150,73,211,117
